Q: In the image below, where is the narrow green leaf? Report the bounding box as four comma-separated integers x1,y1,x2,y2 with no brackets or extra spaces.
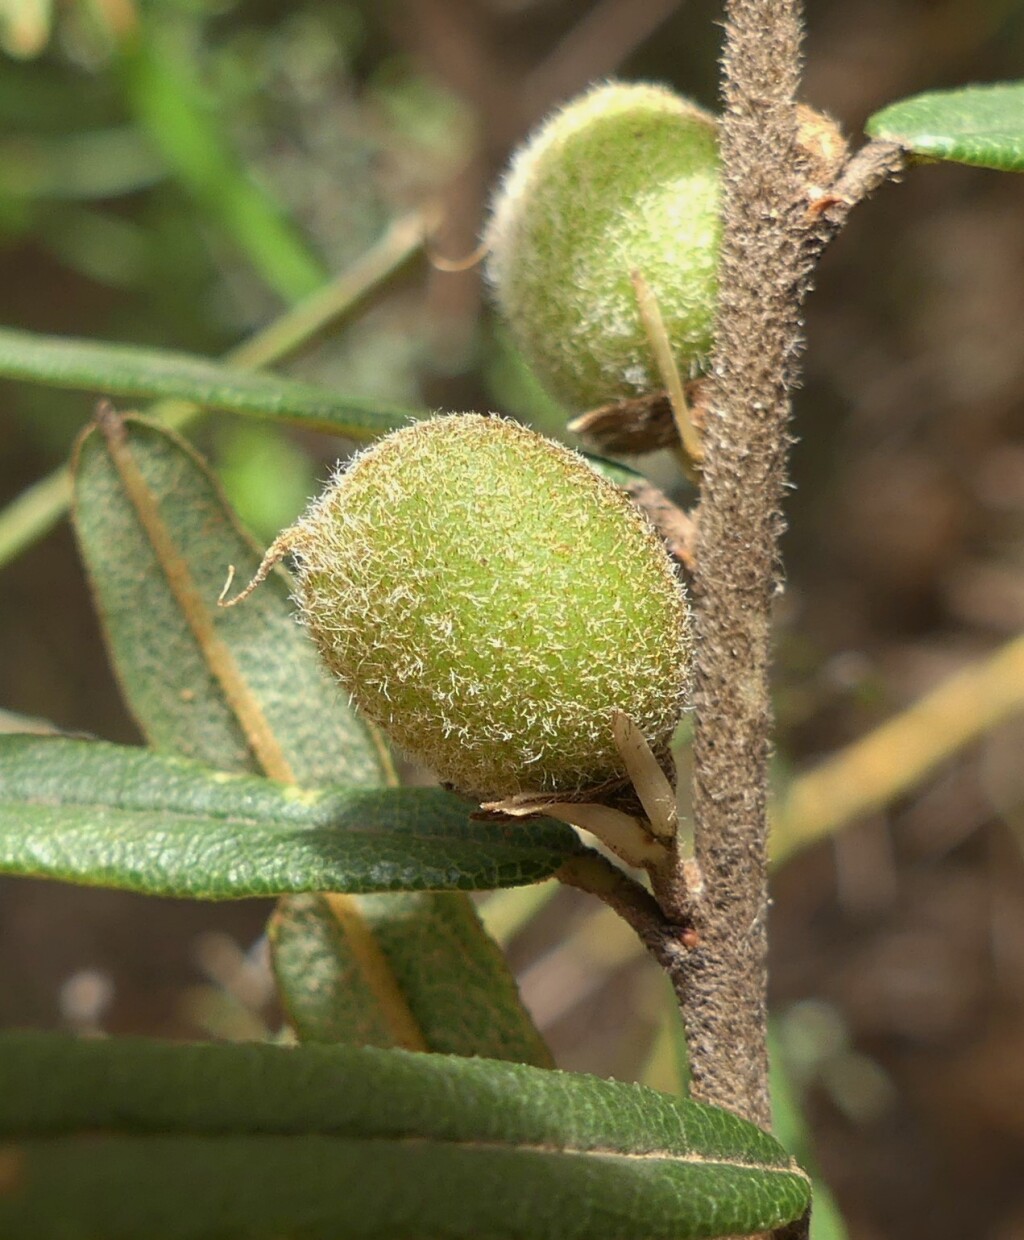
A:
266,894,406,1048
0,735,578,897
272,892,556,1065
0,709,57,736
0,326,419,438
866,81,1024,172
71,414,552,1062
356,893,556,1063
73,414,383,783
0,208,426,572
0,1033,811,1240
583,451,649,489
0,467,71,573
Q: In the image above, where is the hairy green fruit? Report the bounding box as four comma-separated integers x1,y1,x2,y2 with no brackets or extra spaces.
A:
283,414,690,800
485,81,721,412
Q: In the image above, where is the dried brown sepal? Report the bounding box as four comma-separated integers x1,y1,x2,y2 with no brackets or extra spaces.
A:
569,392,675,454
569,378,709,456
481,792,668,872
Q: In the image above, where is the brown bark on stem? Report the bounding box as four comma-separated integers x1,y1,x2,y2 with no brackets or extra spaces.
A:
558,13,904,1239
679,0,805,1133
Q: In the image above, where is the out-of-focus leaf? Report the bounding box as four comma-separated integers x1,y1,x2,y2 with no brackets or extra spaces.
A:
0,0,52,59
0,327,418,438
0,128,163,200
0,708,58,735
118,17,325,301
583,452,649,489
0,1033,811,1240
0,735,580,898
71,414,552,1062
866,82,1024,173
770,1024,846,1240
0,209,427,571
641,979,691,1097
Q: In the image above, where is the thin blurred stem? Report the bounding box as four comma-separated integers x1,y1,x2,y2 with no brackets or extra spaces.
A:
774,626,1024,861
522,0,681,122
0,470,73,569
0,209,427,569
227,210,432,370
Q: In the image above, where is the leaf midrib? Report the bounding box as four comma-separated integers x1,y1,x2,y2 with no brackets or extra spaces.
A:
1,1124,806,1175
6,797,535,847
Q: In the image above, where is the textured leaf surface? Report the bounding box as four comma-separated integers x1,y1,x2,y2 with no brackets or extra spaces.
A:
0,735,579,897
71,415,553,1062
271,892,555,1063
0,326,418,437
866,82,1024,172
0,1034,811,1240
72,416,383,783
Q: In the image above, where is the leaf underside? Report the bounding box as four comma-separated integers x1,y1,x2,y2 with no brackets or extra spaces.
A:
0,1034,811,1240
70,414,554,1063
866,81,1024,172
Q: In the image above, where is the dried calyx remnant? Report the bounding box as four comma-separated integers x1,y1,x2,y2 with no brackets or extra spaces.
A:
484,81,722,416
228,414,690,826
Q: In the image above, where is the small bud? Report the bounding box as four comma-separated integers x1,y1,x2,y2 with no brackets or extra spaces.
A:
795,103,849,192
275,415,691,801
485,81,721,412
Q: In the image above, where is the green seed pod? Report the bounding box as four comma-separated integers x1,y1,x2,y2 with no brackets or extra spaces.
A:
485,81,721,412
280,414,690,801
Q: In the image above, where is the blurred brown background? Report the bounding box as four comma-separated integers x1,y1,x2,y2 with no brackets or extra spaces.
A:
3,1,1024,1236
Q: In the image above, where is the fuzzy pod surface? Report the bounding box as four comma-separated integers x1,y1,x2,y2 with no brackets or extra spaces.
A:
286,414,690,800
485,81,721,412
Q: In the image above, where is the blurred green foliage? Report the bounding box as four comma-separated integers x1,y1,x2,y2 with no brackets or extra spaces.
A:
0,0,472,532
